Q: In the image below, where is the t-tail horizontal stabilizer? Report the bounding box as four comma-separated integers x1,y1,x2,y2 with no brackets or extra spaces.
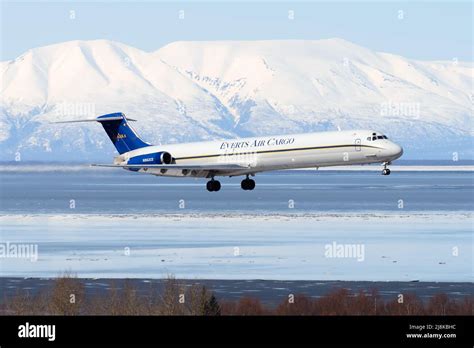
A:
52,112,150,154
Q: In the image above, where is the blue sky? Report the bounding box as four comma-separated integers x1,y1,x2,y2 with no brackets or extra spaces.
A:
1,1,472,61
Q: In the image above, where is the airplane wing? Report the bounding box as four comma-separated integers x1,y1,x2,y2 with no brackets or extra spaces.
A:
91,163,249,171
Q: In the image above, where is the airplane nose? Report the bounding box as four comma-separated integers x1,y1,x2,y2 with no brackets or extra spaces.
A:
388,143,403,160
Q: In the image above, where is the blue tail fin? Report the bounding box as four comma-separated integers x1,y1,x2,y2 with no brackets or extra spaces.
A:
97,113,150,154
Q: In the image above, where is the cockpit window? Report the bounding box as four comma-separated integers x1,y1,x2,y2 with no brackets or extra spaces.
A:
370,134,388,141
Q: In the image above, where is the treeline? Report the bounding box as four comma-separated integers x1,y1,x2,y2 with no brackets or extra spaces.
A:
1,275,472,316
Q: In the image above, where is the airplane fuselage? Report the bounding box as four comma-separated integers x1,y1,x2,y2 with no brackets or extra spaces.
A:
55,113,404,191
115,129,403,178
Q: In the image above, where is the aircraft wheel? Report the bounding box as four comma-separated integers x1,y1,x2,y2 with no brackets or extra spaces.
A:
382,168,391,175
241,178,255,190
207,180,221,192
247,179,255,190
206,181,214,192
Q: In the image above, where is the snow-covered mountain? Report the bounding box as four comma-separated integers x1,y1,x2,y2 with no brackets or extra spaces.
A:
1,39,472,161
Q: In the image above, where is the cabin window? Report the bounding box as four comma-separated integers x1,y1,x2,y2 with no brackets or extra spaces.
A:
367,137,371,141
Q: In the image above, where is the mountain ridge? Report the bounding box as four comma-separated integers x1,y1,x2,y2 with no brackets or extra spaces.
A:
1,38,472,160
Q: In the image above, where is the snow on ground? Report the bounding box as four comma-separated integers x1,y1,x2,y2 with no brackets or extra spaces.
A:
1,39,473,160
0,213,471,282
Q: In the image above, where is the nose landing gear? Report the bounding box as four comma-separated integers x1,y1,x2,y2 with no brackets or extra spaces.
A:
382,162,391,175
206,178,221,192
241,175,256,190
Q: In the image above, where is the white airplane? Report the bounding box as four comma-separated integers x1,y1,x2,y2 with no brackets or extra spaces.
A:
57,112,403,192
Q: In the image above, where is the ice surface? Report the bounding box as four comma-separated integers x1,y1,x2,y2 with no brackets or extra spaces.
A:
1,213,471,281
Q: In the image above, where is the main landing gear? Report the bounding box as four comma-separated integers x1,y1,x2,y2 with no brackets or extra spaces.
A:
382,162,391,176
206,175,256,192
206,178,221,192
241,176,255,191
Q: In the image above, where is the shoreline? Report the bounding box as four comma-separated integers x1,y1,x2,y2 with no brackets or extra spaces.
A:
1,277,472,306
1,211,472,219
